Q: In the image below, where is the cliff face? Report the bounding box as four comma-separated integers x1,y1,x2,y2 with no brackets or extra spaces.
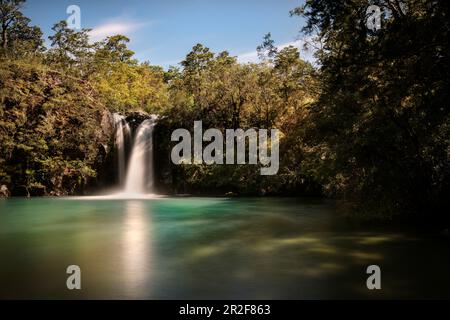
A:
0,61,115,196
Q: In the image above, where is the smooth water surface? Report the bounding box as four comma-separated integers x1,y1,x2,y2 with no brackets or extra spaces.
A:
0,197,449,299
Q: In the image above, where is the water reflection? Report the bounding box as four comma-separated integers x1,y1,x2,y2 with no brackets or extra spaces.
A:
122,201,153,298
0,198,449,299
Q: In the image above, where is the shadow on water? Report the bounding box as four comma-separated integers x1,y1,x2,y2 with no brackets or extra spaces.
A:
0,197,449,299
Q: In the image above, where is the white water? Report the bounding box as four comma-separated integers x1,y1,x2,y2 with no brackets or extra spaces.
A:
113,114,131,186
123,117,157,196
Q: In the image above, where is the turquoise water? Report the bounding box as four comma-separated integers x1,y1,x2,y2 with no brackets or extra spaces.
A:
0,197,449,299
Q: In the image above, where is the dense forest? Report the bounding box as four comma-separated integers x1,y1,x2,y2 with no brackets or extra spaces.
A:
0,0,449,221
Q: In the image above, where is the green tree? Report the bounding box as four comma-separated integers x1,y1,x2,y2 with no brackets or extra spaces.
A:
158,42,318,195
47,20,92,75
87,35,168,113
293,0,450,218
94,35,136,64
0,0,43,56
0,61,112,196
257,32,277,62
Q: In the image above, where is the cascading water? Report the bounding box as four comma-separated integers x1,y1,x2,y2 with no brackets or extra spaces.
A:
113,114,131,186
123,116,157,195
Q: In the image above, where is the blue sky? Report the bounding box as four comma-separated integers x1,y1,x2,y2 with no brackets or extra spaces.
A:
23,0,311,68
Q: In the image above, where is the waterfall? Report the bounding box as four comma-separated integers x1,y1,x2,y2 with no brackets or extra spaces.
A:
113,114,131,186
124,117,157,195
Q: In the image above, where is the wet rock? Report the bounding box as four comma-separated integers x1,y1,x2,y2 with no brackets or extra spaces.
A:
126,111,151,131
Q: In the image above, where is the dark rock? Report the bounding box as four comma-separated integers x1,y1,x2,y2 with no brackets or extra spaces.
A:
126,111,151,131
101,110,115,147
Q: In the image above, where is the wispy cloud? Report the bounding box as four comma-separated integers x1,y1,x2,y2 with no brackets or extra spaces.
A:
237,37,318,64
89,18,151,41
236,50,259,64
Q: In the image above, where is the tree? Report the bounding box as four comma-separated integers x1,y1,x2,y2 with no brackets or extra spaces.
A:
95,35,136,64
293,0,450,218
257,32,277,62
180,43,214,96
0,0,24,49
274,46,314,103
47,20,92,74
0,0,43,56
181,43,214,71
158,41,318,195
0,60,112,196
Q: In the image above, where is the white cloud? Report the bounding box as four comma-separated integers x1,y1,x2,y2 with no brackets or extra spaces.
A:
236,50,259,64
237,37,318,64
89,18,150,42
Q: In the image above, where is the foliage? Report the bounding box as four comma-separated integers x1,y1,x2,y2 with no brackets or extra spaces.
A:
0,60,111,195
0,0,44,58
46,20,92,74
156,42,318,195
293,0,450,218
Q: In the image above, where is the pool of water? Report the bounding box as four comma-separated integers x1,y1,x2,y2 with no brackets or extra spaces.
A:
0,197,449,299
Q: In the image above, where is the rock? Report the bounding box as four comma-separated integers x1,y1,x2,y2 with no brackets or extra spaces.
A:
126,111,152,131
0,185,10,198
101,110,115,141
